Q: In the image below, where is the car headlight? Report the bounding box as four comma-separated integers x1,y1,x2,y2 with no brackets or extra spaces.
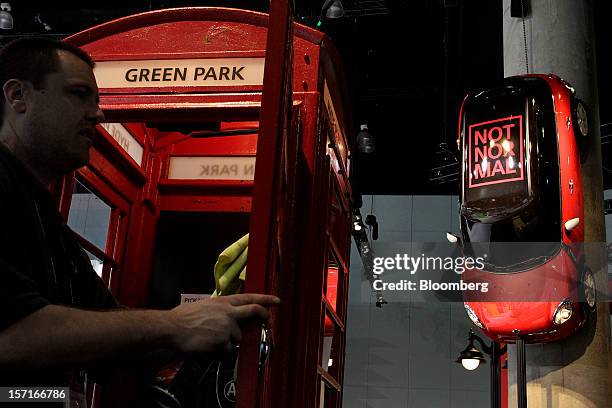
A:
553,299,573,325
464,303,485,329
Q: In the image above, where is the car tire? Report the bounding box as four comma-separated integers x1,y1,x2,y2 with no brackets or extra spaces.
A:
574,100,589,138
573,99,590,163
580,266,597,312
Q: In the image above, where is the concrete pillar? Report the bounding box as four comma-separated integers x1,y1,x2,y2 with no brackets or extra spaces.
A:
503,0,611,407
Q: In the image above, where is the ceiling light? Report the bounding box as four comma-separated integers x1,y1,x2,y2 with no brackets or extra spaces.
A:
357,124,375,154
316,0,344,28
0,3,13,30
325,0,344,18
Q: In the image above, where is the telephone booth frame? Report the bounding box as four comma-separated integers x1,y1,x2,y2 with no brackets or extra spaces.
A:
61,6,354,408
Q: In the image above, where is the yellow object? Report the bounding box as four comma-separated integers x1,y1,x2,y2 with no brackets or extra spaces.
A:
212,234,248,297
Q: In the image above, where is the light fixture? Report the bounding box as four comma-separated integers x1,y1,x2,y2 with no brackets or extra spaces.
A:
357,124,375,154
351,208,387,307
325,0,344,18
0,3,13,30
455,329,505,407
429,142,459,185
316,0,344,27
456,329,488,370
365,214,378,240
34,13,52,32
352,212,365,233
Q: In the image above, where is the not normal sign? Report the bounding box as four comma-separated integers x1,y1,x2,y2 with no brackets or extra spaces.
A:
94,58,265,88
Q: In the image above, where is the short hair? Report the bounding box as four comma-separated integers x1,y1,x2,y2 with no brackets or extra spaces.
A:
0,37,95,113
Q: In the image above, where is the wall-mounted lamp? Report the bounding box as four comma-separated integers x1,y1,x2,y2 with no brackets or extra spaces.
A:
456,329,488,370
455,329,505,408
324,0,344,18
0,3,13,30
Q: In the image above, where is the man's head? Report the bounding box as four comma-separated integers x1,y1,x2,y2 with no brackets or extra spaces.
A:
0,37,104,182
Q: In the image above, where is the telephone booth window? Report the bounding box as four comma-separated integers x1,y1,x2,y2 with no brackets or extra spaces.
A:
318,248,346,408
85,250,104,278
147,212,250,309
67,176,126,287
68,179,112,250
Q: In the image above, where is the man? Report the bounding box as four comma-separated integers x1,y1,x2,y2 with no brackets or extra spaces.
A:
0,37,278,399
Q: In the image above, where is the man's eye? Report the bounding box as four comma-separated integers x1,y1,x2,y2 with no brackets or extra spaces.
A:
71,89,87,97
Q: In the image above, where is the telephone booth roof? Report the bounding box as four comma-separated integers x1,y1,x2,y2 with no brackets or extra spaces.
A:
65,7,351,129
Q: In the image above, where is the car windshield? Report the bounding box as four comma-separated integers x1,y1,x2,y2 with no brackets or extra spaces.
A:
463,241,562,272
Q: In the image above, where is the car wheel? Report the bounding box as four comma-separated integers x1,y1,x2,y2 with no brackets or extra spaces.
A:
580,266,596,311
573,100,589,163
574,100,589,138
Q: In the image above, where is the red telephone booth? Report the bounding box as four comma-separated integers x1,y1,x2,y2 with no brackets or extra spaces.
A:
60,5,353,408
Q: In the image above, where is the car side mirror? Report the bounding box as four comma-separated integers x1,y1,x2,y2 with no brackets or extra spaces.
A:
564,217,580,232
446,232,462,244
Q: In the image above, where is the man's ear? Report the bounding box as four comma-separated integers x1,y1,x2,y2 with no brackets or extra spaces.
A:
3,79,28,114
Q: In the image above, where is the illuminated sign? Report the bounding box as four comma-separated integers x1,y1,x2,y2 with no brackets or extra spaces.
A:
99,123,144,166
168,156,256,180
94,58,265,88
468,115,524,188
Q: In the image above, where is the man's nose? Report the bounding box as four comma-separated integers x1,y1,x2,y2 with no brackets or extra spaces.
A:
88,105,105,124
95,106,105,124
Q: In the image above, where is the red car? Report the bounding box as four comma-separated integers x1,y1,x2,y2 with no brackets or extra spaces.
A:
456,74,595,343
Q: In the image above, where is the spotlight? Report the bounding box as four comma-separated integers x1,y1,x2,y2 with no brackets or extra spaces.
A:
317,0,344,27
34,14,52,32
352,212,365,234
325,0,344,18
0,3,13,30
357,124,375,154
365,214,378,240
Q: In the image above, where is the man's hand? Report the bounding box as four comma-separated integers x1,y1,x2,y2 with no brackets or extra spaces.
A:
168,294,280,354
0,294,279,370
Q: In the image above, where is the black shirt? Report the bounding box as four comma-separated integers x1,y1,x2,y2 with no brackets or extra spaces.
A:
0,143,118,386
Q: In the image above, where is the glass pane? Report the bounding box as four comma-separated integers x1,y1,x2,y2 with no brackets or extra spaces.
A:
324,250,346,324
318,380,338,408
320,307,341,375
68,179,112,251
85,249,104,278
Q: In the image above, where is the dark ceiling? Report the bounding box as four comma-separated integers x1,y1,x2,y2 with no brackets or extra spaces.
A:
4,0,611,195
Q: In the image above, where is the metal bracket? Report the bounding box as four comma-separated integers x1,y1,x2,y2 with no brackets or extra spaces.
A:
258,325,272,371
